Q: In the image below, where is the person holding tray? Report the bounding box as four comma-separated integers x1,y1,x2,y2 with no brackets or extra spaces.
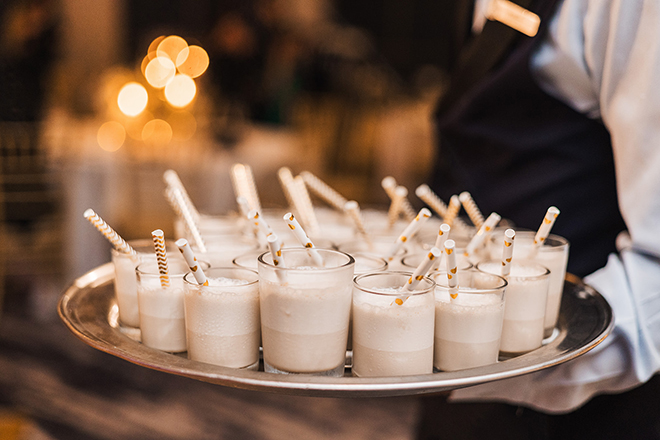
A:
417,0,660,439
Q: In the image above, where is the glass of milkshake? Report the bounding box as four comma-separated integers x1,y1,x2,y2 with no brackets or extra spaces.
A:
112,239,183,328
136,259,207,352
477,260,550,355
352,272,435,377
432,270,507,371
488,231,569,337
183,267,260,369
258,248,355,376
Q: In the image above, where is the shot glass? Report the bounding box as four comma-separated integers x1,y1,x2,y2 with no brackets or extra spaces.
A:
352,271,435,377
488,230,569,337
112,239,183,328
477,260,550,354
432,270,507,371
183,267,260,369
258,248,355,376
136,259,207,352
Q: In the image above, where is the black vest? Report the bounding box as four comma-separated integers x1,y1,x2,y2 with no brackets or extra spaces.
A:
431,0,626,277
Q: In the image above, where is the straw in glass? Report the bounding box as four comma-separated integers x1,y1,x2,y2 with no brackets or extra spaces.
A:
385,208,432,261
283,212,324,266
443,195,462,227
152,229,170,288
171,187,207,253
533,206,560,247
83,209,136,255
501,228,516,278
163,170,200,222
444,239,459,300
430,223,451,272
277,167,296,209
382,177,415,221
459,191,485,229
300,171,348,212
415,184,470,232
463,212,501,260
293,175,320,237
344,200,371,245
176,238,208,285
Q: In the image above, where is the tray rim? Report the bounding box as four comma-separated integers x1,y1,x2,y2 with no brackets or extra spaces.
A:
58,263,614,398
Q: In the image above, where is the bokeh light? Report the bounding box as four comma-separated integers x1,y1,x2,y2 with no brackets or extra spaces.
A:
125,110,154,140
145,56,176,88
148,35,166,56
142,119,173,147
176,45,210,78
168,111,197,141
117,82,148,116
164,74,196,108
97,121,126,151
157,35,188,63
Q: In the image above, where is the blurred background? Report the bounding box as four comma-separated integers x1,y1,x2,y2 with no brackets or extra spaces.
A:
0,0,460,438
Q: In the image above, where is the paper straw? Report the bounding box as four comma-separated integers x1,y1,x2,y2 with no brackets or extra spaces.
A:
300,171,348,212
151,229,170,288
459,191,485,229
267,233,286,267
164,188,183,218
277,167,296,209
176,238,208,286
163,170,200,222
403,247,442,292
445,240,459,299
344,200,371,244
416,184,471,231
283,212,324,266
382,177,416,221
385,208,432,261
443,195,462,227
83,209,136,255
430,223,451,272
293,175,320,237
533,206,560,247
171,187,207,253
230,163,251,209
387,186,407,227
249,209,274,238
501,229,516,278
243,163,262,213
463,212,501,260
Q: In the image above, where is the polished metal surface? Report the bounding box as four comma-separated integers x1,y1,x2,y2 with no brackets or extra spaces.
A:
58,263,613,397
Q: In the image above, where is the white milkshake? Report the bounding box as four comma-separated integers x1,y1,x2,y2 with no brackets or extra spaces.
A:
477,260,550,354
488,231,569,337
258,248,355,376
184,268,260,369
433,270,507,371
136,259,194,352
352,272,435,377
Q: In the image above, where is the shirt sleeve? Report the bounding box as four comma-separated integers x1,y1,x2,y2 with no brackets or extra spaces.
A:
450,0,660,413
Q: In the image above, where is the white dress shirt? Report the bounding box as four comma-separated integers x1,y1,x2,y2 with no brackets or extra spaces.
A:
451,0,660,414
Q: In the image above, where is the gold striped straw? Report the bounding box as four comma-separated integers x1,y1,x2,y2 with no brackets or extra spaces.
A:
293,175,320,237
243,163,262,213
171,187,207,253
501,228,516,278
151,229,170,288
430,223,451,272
394,246,442,306
164,188,183,218
300,171,348,212
533,206,560,247
277,167,296,209
163,170,200,222
443,195,462,227
385,208,432,261
459,191,485,229
382,177,415,221
463,212,501,261
387,186,407,227
344,200,371,246
445,239,459,300
231,163,260,211
416,184,471,232
283,212,324,266
83,209,136,255
176,238,208,286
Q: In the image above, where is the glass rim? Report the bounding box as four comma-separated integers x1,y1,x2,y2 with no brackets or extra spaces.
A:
353,271,436,296
350,252,389,271
490,230,569,248
431,269,508,293
183,266,259,287
476,260,551,281
400,254,473,271
257,248,355,272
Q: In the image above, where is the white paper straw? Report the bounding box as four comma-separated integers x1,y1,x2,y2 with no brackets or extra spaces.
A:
171,187,207,253
463,212,501,260
293,175,320,237
533,206,560,247
382,177,415,221
501,228,515,278
403,247,442,293
385,208,432,261
430,223,451,272
267,233,286,267
163,170,200,222
249,209,274,238
176,238,208,285
283,212,324,266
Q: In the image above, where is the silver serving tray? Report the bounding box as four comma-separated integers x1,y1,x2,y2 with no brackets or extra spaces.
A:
58,263,613,398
